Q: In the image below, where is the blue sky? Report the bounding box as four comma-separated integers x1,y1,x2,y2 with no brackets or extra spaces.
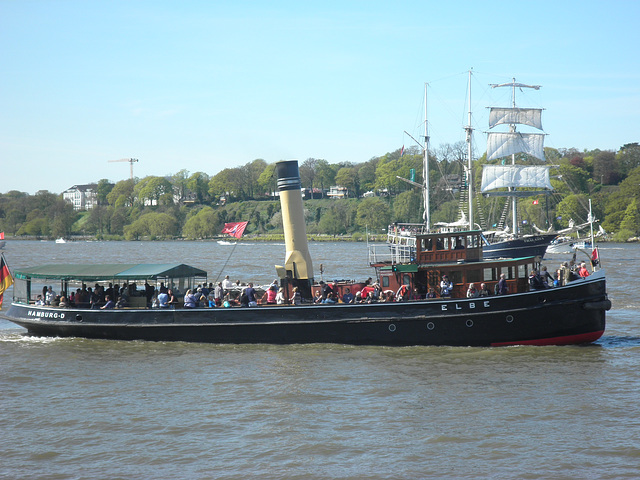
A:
1,0,638,194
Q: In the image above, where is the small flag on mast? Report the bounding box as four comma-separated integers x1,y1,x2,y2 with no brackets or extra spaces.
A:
532,199,539,205
0,254,14,308
221,221,248,239
400,145,405,157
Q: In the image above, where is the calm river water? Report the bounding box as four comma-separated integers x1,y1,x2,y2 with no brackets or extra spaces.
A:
0,240,638,479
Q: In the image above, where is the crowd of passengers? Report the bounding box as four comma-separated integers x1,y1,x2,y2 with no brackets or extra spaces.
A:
33,259,593,309
34,282,181,309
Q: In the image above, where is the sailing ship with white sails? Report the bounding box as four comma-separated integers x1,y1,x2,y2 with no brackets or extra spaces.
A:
478,78,556,258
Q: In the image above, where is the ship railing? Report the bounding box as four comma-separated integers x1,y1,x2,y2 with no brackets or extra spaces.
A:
368,243,415,265
386,223,427,247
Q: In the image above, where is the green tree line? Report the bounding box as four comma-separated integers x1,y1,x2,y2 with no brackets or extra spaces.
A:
1,143,640,241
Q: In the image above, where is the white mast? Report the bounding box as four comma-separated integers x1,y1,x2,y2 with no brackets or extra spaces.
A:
465,69,474,230
423,82,431,233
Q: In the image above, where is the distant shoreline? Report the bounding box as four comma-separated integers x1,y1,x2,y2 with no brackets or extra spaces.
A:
1,234,388,243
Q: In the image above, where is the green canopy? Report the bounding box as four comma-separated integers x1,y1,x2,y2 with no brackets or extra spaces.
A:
14,263,207,282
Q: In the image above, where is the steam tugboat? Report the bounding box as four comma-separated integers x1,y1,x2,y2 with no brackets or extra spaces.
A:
1,160,610,346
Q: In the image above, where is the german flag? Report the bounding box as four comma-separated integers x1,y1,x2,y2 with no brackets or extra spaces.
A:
0,254,14,308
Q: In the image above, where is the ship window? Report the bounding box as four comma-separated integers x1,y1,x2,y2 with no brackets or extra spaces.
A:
402,274,411,286
518,264,527,278
484,268,495,281
421,238,433,252
382,276,389,288
455,236,465,249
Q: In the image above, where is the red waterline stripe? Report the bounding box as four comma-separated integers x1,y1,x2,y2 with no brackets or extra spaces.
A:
491,330,605,347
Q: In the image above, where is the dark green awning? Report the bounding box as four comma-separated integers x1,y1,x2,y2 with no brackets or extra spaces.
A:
14,264,207,282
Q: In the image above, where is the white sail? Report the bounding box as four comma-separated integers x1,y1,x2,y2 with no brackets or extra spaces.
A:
489,107,543,130
481,165,553,193
486,132,545,162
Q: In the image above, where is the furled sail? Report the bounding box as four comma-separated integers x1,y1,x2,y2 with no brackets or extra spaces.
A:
486,132,545,162
481,165,553,196
489,107,543,130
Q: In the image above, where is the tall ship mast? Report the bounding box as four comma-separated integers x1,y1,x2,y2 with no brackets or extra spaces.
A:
481,78,556,259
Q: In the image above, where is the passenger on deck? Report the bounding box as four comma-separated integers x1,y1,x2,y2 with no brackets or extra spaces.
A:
342,288,355,304
222,275,233,291
466,283,479,298
410,287,423,301
245,283,258,307
214,282,224,306
313,291,323,304
116,289,129,308
540,266,554,288
529,270,546,291
45,286,56,305
440,275,453,298
395,284,409,302
158,290,169,308
289,287,301,305
479,283,490,297
578,262,590,278
167,289,177,307
100,295,115,309
261,285,277,304
276,287,286,305
497,273,508,295
240,288,249,307
319,281,333,301
196,288,208,307
323,293,338,304
183,289,197,308
426,287,437,299
35,295,45,306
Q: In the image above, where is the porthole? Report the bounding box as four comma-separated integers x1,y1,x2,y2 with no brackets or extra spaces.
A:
506,315,514,323
75,314,83,322
426,322,435,330
388,324,396,332
466,319,473,327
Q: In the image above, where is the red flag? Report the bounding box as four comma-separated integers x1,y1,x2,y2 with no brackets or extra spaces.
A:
400,145,405,157
532,199,539,205
0,254,14,308
591,247,600,267
221,221,248,239
0,232,4,240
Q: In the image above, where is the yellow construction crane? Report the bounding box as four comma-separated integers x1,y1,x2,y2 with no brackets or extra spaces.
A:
108,158,139,180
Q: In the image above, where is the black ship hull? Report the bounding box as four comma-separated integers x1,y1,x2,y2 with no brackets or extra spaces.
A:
483,234,555,259
2,273,609,347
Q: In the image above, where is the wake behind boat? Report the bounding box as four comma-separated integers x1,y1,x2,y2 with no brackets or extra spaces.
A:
0,160,610,346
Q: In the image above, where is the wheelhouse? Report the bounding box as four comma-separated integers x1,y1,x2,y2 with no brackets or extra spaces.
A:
370,230,540,299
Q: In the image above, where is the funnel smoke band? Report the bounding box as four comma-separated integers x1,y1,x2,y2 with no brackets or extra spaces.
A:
277,177,301,191
276,161,301,191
